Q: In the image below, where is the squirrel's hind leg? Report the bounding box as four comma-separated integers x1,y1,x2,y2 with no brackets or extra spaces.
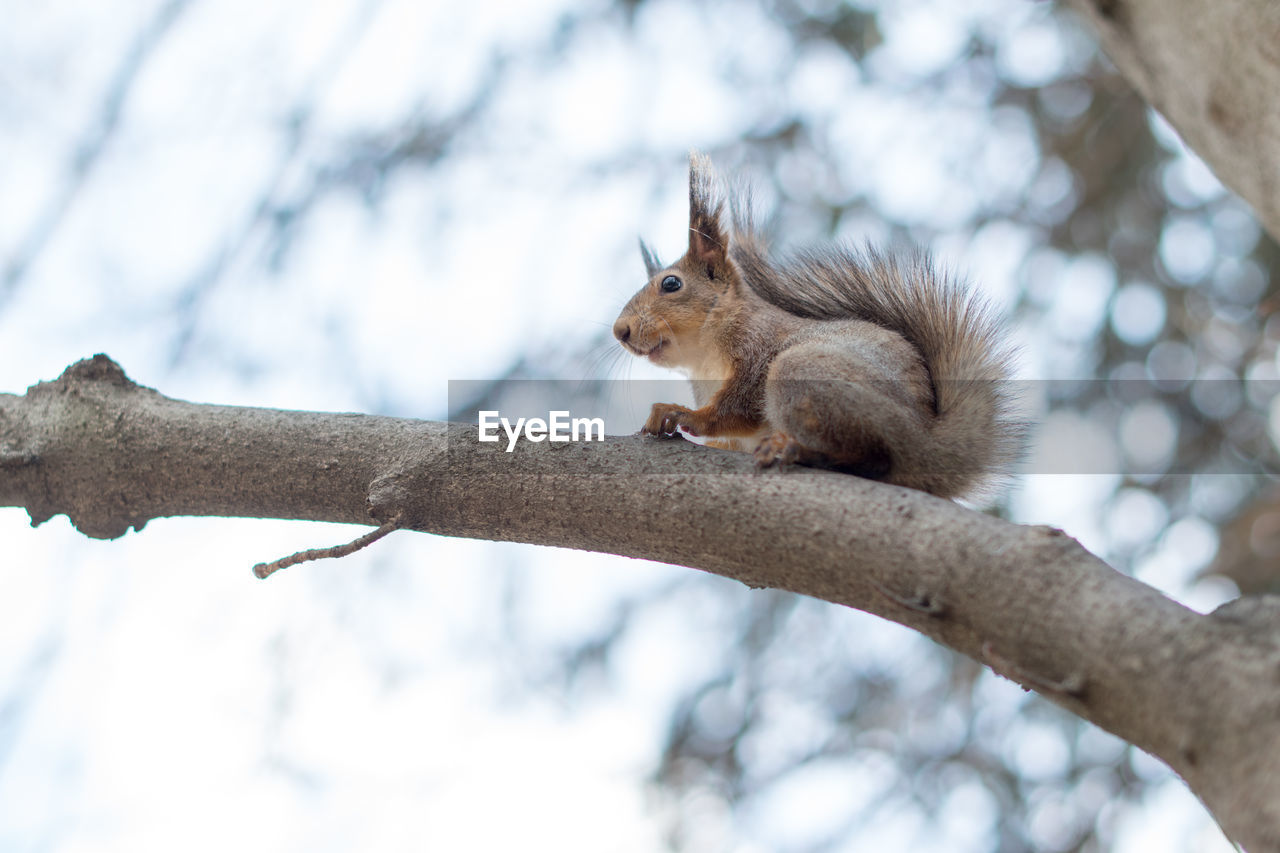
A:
761,333,934,485
753,429,891,479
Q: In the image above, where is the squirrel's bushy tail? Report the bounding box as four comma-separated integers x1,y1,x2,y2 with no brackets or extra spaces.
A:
735,239,1023,499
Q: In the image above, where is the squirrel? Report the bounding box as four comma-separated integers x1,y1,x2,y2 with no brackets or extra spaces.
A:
612,152,1022,499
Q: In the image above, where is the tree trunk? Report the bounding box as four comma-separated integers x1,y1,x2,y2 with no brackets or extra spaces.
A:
1067,0,1280,242
1063,2,1280,846
3,354,1279,849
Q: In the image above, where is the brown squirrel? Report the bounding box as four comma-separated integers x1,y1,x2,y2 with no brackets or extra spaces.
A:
612,152,1021,499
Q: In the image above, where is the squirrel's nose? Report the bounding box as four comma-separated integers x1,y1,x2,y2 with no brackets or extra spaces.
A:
613,318,631,344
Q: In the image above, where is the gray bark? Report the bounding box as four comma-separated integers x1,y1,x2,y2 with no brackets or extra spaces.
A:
2,354,1279,849
1062,2,1280,846
1068,0,1280,242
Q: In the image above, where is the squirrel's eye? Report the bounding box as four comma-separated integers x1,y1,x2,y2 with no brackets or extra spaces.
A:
660,275,683,293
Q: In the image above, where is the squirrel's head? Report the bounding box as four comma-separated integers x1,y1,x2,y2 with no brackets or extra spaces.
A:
613,152,742,371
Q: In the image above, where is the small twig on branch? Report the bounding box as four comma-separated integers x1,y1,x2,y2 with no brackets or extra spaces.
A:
0,446,39,468
982,641,1087,698
870,578,947,615
253,513,404,579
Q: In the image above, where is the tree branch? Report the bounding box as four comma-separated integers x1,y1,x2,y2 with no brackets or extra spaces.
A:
252,513,403,578
3,354,1278,849
1068,0,1280,242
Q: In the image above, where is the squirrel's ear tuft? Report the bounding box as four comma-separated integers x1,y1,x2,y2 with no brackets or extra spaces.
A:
688,150,729,275
639,238,663,278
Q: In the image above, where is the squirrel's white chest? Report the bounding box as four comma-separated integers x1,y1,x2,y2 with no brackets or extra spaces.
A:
674,339,732,386
673,336,776,450
681,360,731,411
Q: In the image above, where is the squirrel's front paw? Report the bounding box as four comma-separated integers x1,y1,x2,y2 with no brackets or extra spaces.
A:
754,431,801,469
642,403,697,437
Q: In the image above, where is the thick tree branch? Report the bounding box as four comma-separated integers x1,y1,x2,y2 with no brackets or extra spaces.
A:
1068,0,1280,241
3,355,1279,849
1059,3,1280,847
